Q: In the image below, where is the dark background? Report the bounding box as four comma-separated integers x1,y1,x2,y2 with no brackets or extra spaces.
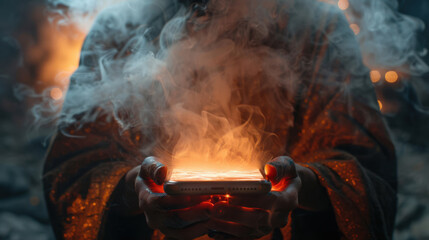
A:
0,0,428,239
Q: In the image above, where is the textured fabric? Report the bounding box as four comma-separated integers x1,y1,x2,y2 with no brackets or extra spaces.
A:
43,1,396,240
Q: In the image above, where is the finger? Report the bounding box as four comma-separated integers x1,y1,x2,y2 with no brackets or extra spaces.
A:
274,178,300,211
264,156,297,184
147,194,212,210
270,210,289,228
208,218,254,239
163,202,212,229
211,202,270,229
208,231,237,240
140,156,167,185
135,173,165,205
228,193,278,210
161,221,209,240
137,186,165,210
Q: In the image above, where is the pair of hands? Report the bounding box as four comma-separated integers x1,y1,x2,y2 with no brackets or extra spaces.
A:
122,156,311,240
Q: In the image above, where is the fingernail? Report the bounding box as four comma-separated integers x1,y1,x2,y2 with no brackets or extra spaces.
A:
154,166,167,185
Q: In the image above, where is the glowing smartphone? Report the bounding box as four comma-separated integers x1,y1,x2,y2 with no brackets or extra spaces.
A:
164,169,271,195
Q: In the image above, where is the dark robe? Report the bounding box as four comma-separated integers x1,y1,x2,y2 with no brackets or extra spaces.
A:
43,0,397,239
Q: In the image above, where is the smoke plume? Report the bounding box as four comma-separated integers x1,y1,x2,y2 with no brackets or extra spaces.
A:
19,0,428,169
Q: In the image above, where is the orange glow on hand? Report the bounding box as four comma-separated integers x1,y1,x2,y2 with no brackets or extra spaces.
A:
152,184,165,193
210,196,228,204
385,71,398,83
144,178,165,193
271,177,290,192
264,164,277,181
264,164,291,191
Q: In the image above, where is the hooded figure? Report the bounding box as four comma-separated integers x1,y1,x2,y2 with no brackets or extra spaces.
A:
43,0,396,239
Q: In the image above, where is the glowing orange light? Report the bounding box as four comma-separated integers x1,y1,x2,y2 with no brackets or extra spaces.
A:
370,70,381,83
264,164,277,180
349,24,360,35
378,100,383,110
50,87,63,100
271,177,291,192
20,12,86,109
338,0,349,10
27,22,84,87
169,169,264,181
385,71,398,83
225,194,230,198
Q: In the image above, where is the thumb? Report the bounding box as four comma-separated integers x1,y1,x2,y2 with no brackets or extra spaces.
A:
264,156,297,185
140,156,168,186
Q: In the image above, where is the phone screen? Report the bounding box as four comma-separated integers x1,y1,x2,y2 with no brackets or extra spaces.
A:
169,169,264,182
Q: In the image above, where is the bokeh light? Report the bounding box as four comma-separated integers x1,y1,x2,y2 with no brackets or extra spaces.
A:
385,71,399,83
50,87,63,100
370,70,381,83
338,0,349,10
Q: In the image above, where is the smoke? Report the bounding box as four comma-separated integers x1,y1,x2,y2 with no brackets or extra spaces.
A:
19,0,428,169
56,0,299,170
46,0,127,32
350,0,428,74
321,0,428,74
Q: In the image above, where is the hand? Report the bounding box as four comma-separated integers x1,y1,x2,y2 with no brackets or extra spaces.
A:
123,156,213,240
208,156,301,239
